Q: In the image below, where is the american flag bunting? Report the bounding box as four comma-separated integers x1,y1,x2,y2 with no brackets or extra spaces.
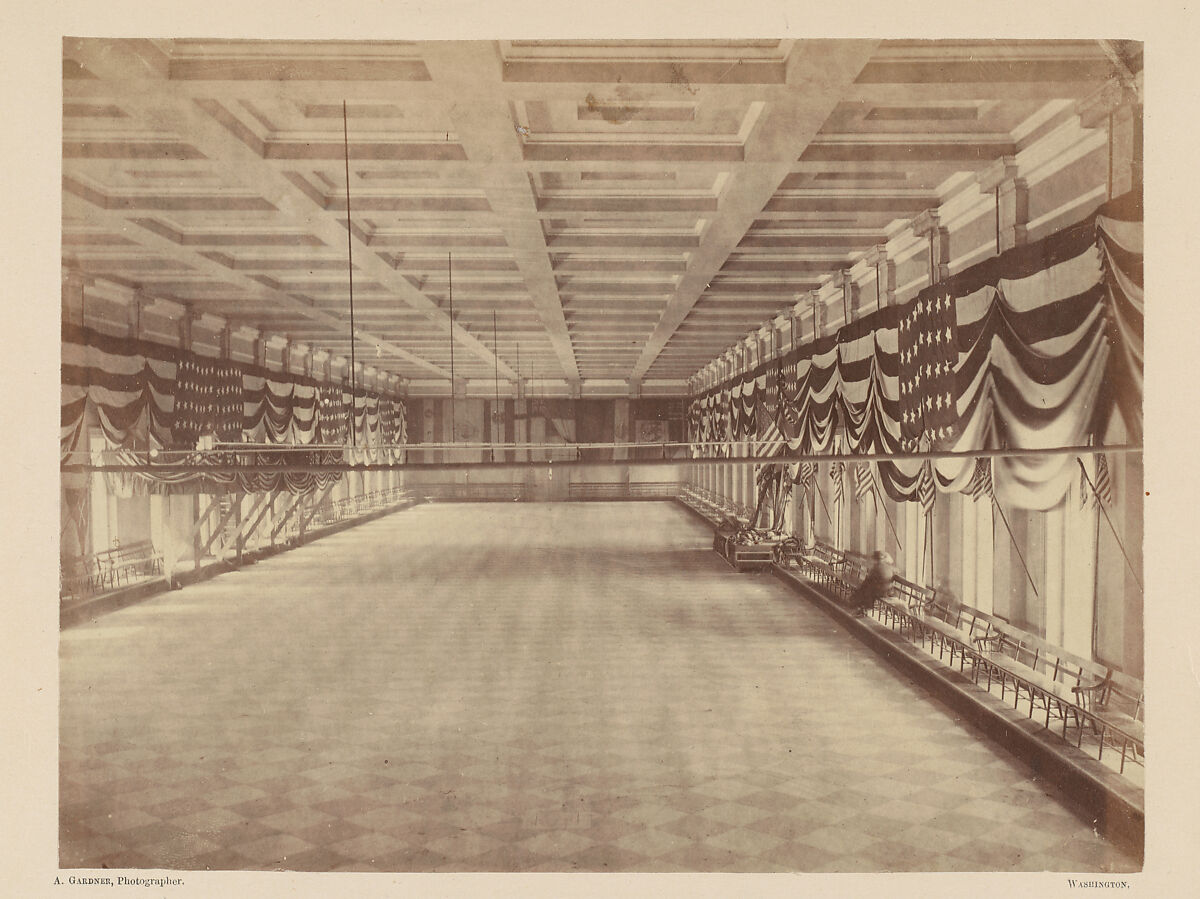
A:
916,461,936,515
967,457,994,503
831,460,845,506
854,462,874,501
897,290,959,449
1081,452,1113,508
172,357,243,448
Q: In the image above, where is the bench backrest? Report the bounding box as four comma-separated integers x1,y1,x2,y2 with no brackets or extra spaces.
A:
843,557,869,588
808,541,840,565
892,576,934,612
1105,669,1146,722
61,555,98,578
97,540,157,563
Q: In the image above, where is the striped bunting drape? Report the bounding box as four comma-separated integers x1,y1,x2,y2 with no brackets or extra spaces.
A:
854,462,874,501
830,461,845,506
686,189,1142,512
1081,453,1113,509
966,457,994,503
62,324,408,495
61,324,178,454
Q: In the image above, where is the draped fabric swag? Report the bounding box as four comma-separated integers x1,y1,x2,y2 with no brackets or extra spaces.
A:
687,191,1143,512
61,324,407,495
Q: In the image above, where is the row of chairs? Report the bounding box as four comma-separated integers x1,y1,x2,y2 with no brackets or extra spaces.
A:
781,538,1145,776
60,540,163,602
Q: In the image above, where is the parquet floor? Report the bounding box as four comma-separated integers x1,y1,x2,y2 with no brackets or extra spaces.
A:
60,502,1139,873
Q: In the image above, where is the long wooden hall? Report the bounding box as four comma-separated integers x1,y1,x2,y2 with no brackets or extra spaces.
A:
48,34,1156,883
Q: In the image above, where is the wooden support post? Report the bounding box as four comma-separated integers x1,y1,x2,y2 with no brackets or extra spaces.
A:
233,490,243,561
176,493,222,573
270,494,304,542
198,492,244,561
237,492,276,554
298,483,338,534
234,492,272,559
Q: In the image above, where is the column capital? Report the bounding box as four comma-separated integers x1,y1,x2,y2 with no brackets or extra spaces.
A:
911,208,941,238
863,244,889,267
867,246,896,308
197,312,228,332
62,269,88,289
976,155,1021,193
1076,78,1139,129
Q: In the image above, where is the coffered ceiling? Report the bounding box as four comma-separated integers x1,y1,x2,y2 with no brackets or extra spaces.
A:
62,38,1135,392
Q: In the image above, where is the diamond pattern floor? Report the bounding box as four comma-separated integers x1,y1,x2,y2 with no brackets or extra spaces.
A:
60,502,1139,873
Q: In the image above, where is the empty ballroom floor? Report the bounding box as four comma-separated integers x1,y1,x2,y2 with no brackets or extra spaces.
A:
59,501,1139,873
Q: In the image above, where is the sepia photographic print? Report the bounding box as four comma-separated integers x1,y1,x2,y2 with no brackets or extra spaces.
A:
7,3,1196,895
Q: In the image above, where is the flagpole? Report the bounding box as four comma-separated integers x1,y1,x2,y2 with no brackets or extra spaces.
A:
871,484,903,551
928,503,935,585
447,251,455,448
921,509,929,585
1077,457,1143,591
835,466,843,552
991,496,1039,598
343,101,358,449
813,480,835,529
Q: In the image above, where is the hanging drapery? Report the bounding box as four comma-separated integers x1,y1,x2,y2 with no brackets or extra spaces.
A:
317,385,350,445
685,190,1142,512
63,325,408,494
61,324,178,453
173,355,242,448
835,307,901,457
264,378,296,444
937,212,1110,509
779,336,839,454
105,448,344,496
1095,190,1143,443
291,383,318,445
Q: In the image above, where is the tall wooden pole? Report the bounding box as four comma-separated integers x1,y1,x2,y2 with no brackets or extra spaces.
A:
343,101,357,448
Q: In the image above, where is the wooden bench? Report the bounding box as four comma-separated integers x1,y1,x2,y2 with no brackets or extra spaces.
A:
795,541,843,590
876,575,934,632
102,540,164,589
1073,668,1145,773
683,489,726,526
832,553,870,601
775,541,1146,776
919,609,1135,757
571,481,678,500
901,598,987,672
60,554,103,600
628,482,679,498
61,540,163,601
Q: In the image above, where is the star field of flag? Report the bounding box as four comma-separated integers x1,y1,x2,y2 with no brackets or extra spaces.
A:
898,290,959,448
172,357,243,448
318,386,350,445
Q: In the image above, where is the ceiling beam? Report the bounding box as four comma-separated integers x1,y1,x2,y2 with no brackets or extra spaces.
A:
64,63,1114,105
63,186,451,379
64,38,517,383
629,40,879,381
420,42,580,383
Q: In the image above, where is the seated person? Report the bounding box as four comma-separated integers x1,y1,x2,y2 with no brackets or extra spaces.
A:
849,550,894,617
